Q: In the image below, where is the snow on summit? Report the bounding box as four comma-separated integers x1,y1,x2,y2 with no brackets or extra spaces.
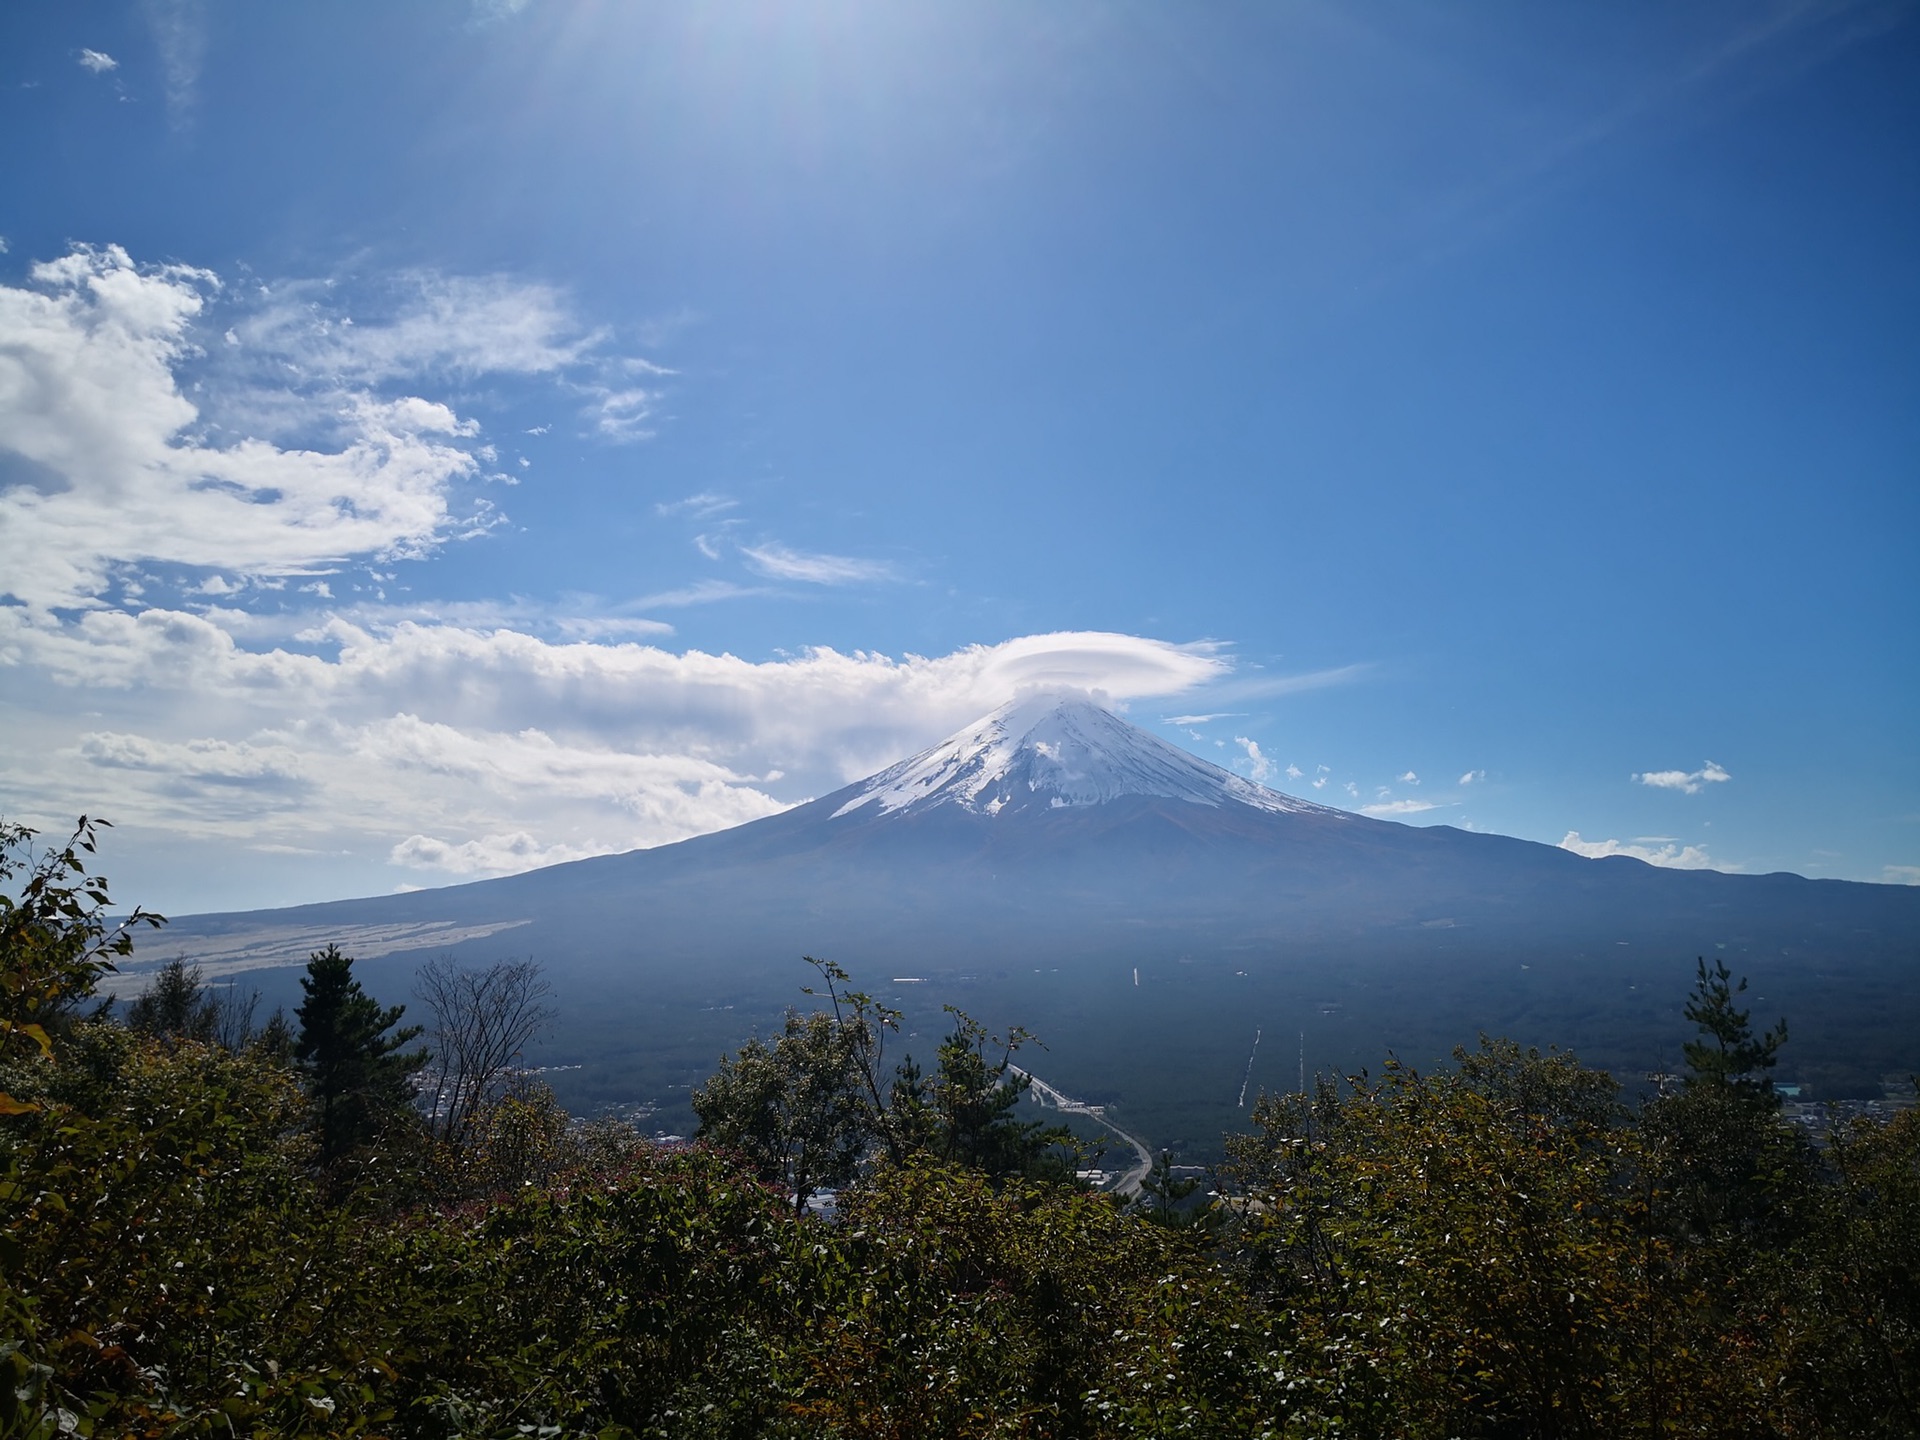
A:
833,692,1341,821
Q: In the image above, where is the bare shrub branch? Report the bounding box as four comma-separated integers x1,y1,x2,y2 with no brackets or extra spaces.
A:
415,956,556,1148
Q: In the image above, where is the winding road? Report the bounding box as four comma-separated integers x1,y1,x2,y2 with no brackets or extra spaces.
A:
1010,1065,1155,1196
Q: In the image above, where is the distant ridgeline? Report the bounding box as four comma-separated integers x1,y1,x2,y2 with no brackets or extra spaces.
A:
136,693,1920,1153
8,817,1920,1436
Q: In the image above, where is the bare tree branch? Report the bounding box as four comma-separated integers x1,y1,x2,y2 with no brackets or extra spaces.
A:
415,956,556,1148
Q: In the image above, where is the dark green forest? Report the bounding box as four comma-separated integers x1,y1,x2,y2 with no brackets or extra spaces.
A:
4,819,1918,1438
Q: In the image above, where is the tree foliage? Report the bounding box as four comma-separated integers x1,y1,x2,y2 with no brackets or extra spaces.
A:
123,956,219,1043
0,818,162,1114
693,1006,872,1212
1682,954,1788,1104
294,943,429,1169
694,958,1077,1205
6,840,1919,1439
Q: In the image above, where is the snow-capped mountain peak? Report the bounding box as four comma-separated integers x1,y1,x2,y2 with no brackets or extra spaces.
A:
832,691,1340,821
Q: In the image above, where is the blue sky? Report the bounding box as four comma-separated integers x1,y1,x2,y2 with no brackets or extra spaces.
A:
2,0,1915,913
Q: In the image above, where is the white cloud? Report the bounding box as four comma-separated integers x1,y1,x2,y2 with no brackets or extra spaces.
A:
78,731,308,789
1459,769,1485,785
740,542,897,585
1633,761,1732,795
1233,736,1275,783
391,831,603,876
1285,763,1303,781
1559,831,1719,870
587,385,657,442
630,580,771,609
656,492,738,520
1398,770,1419,785
0,244,681,612
228,270,609,387
143,0,208,125
3,610,1229,884
1884,865,1920,887
77,49,119,73
1164,712,1238,726
1362,798,1442,816
0,246,501,609
0,240,1286,897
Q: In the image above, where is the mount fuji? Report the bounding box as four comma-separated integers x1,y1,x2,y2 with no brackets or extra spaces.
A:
140,693,1920,1153
831,691,1332,820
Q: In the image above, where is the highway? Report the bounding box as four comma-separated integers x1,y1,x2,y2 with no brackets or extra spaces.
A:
1010,1065,1155,1196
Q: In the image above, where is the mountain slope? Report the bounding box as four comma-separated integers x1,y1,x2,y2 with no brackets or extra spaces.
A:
139,692,1920,1152
833,692,1336,819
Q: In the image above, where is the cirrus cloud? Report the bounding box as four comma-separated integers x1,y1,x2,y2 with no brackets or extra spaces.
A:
740,541,897,585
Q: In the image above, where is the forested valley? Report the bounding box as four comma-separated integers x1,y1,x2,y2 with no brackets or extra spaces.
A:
4,819,1917,1439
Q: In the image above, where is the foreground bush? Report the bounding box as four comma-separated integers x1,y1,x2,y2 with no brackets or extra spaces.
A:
5,823,1918,1437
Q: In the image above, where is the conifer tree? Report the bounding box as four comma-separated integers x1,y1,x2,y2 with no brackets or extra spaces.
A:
125,957,220,1043
294,944,427,1166
1681,955,1787,1107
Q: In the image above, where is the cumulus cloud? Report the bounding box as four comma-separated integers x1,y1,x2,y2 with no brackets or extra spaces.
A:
1398,770,1419,785
77,49,119,73
0,241,1284,894
1884,865,1920,887
1234,736,1275,783
390,831,605,876
0,247,503,609
1285,763,1303,781
0,245,680,612
3,609,1229,881
740,542,897,585
1459,769,1486,785
1634,761,1732,795
1559,831,1719,870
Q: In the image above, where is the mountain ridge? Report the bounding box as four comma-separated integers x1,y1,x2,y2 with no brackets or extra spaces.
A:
133,691,1920,1151
831,691,1341,821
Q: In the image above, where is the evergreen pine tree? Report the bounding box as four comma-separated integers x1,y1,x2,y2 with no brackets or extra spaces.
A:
1646,958,1811,1244
1682,956,1788,1107
125,957,219,1042
294,944,427,1166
